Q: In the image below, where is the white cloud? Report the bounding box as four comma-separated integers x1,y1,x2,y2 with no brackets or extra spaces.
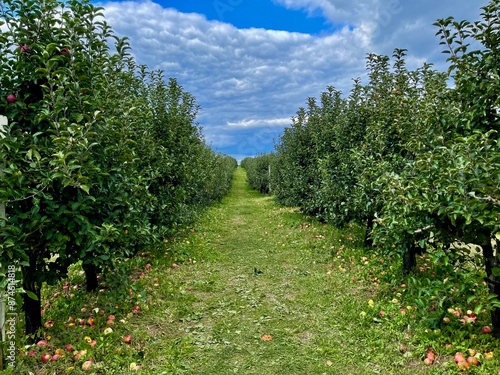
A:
227,118,291,127
100,0,489,158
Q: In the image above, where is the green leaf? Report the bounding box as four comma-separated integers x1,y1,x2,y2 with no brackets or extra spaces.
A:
80,184,90,194
26,290,39,301
492,267,500,277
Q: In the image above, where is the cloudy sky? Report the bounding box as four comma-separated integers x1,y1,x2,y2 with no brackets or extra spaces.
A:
98,0,488,162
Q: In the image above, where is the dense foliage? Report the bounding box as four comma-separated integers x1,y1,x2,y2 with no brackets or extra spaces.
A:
240,154,275,194
247,0,500,335
0,0,236,339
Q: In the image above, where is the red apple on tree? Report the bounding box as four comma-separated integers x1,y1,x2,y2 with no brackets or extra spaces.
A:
6,94,16,103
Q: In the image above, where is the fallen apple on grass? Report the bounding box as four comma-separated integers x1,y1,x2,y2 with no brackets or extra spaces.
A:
481,325,492,334
73,349,87,361
82,360,93,372
123,335,132,344
37,340,48,349
467,356,479,366
41,353,52,363
424,349,436,365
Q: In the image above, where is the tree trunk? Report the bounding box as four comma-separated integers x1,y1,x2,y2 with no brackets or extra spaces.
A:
483,239,500,337
364,215,374,248
402,243,418,275
22,261,42,343
83,263,98,292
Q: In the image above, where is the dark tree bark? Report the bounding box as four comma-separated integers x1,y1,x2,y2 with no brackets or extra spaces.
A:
83,263,99,292
483,239,500,337
22,259,42,343
402,243,418,275
364,215,374,248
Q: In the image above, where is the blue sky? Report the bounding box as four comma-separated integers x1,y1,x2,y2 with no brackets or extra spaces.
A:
98,0,488,162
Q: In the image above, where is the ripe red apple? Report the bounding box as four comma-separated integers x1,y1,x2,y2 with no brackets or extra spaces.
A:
454,352,466,364
107,315,116,321
44,319,55,328
133,305,140,313
41,353,52,363
28,349,37,357
481,325,492,334
78,318,85,326
52,354,61,361
171,263,179,269
467,356,479,366
37,340,48,349
65,344,73,351
6,94,16,104
87,318,96,326
379,310,385,317
123,335,132,344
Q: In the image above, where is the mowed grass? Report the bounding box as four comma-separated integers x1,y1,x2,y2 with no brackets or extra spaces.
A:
136,168,428,375
23,168,499,374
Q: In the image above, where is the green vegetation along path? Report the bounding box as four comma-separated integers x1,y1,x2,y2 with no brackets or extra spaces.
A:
140,168,424,374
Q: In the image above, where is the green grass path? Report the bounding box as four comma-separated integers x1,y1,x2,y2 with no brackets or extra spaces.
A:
141,168,423,374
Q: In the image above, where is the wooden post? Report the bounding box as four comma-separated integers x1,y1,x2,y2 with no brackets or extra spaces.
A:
0,115,6,370
268,164,271,193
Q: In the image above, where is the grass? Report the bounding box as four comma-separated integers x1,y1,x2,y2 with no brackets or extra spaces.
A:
11,167,500,374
